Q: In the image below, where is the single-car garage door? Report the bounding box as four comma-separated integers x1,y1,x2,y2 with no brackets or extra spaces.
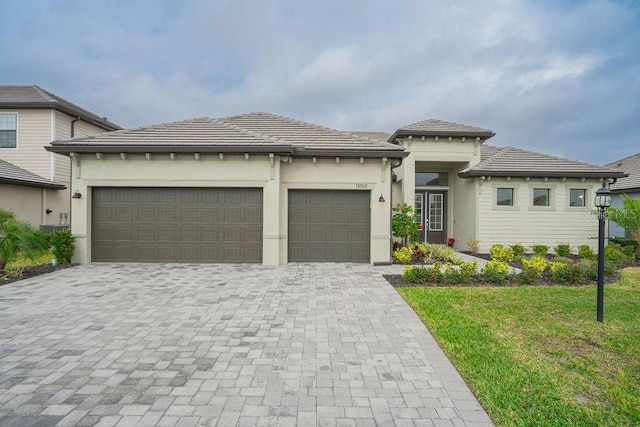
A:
288,190,370,262
92,188,262,262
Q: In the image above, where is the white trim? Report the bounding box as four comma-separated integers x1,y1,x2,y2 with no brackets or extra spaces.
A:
50,110,56,180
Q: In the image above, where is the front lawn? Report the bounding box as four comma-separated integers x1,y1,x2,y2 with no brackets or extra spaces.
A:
398,268,640,426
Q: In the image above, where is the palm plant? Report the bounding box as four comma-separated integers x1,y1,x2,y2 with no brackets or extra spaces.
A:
0,209,47,271
607,194,640,257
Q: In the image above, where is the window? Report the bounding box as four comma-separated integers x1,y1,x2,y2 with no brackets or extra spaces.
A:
570,189,586,207
497,188,514,206
415,172,448,187
533,188,550,206
0,114,17,148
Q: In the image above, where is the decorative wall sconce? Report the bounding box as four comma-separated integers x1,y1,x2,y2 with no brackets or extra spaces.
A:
378,194,385,203
72,190,82,199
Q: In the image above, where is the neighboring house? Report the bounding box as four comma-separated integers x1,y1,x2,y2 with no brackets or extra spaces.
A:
0,85,121,228
605,153,640,238
47,113,625,265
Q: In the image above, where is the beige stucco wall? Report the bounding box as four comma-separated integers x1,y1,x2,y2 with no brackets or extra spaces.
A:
0,184,68,227
68,153,393,265
0,184,44,227
476,177,602,252
280,157,392,265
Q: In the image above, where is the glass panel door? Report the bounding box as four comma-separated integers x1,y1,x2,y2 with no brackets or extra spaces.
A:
428,193,443,231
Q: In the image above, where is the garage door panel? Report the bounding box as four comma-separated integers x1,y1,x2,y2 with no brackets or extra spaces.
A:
92,188,262,262
288,190,370,262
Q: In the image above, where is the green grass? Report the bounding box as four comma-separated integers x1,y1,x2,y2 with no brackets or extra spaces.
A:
398,268,640,426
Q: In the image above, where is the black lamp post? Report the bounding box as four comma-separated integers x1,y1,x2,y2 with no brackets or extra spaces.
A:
594,184,612,323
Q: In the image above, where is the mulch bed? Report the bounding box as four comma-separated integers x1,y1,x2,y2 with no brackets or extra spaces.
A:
0,263,79,287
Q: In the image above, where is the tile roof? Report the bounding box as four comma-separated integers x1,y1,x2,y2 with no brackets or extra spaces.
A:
458,145,626,179
0,85,121,131
389,119,495,141
606,153,640,192
47,112,407,158
0,158,66,189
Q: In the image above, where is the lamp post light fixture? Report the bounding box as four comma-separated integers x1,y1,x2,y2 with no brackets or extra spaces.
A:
594,184,612,323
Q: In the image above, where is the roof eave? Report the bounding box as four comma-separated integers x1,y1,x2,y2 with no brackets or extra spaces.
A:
457,170,628,179
0,176,66,190
0,102,121,131
46,144,295,156
610,186,640,194
292,147,408,159
388,129,495,143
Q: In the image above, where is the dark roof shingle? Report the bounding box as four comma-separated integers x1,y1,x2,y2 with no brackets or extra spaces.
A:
0,85,121,131
458,145,626,179
606,153,640,192
389,119,495,141
0,159,66,189
47,112,407,158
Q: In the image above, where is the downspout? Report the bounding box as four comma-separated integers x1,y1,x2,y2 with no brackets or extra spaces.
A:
388,157,404,261
71,117,81,138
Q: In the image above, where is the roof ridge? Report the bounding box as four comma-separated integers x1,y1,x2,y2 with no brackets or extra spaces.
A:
31,85,56,103
222,112,396,147
215,115,289,145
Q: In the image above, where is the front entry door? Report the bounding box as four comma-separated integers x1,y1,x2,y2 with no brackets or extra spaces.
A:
415,191,447,244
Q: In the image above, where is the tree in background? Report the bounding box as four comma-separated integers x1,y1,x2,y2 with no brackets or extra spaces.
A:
0,209,47,271
608,194,640,257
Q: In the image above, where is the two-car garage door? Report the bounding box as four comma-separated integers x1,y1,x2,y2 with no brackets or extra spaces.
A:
92,188,263,262
91,188,371,263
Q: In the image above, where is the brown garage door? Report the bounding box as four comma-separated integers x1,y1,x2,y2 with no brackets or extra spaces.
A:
92,188,262,262
288,190,370,262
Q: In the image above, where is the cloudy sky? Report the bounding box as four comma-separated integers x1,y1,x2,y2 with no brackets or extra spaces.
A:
2,0,638,164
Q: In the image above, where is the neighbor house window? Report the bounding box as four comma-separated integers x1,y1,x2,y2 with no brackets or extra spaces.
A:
497,188,514,206
0,114,17,148
533,188,550,206
570,189,586,207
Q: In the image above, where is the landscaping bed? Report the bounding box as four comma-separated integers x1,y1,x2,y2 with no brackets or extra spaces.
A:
389,241,638,287
0,263,79,287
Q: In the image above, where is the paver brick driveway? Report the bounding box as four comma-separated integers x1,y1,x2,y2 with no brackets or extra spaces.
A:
0,263,492,426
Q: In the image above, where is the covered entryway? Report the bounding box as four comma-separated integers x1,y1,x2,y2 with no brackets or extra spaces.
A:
92,187,263,262
288,190,370,262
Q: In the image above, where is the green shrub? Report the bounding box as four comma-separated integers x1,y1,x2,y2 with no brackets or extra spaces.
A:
552,263,585,284
531,244,549,256
489,244,515,263
466,239,480,253
605,243,634,267
459,261,478,283
393,246,413,264
401,264,442,283
552,256,574,265
579,259,616,280
554,244,571,257
518,256,547,284
609,237,638,254
424,244,462,264
50,228,76,264
482,260,511,284
510,243,526,257
578,245,596,260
